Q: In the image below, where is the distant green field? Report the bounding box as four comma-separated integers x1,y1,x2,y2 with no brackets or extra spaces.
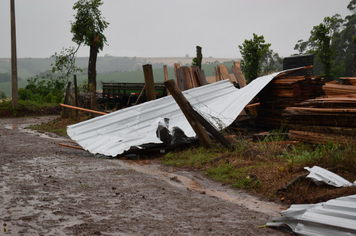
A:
0,61,234,97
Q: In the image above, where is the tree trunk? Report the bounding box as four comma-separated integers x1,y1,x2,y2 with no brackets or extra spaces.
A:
88,44,98,110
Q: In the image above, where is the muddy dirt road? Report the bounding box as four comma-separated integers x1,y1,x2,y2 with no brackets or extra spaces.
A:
0,116,287,235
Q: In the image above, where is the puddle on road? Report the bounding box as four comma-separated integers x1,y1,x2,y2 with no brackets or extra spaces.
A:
123,160,284,216
4,123,70,142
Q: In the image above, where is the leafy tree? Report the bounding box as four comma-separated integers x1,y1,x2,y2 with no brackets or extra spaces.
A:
238,33,271,83
310,16,342,79
71,0,109,109
19,47,83,104
261,49,283,75
293,6,356,78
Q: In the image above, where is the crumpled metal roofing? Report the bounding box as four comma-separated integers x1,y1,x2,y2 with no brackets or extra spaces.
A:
67,69,292,156
267,194,356,236
305,166,355,187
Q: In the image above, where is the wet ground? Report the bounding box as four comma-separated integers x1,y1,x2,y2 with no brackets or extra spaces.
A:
0,116,287,235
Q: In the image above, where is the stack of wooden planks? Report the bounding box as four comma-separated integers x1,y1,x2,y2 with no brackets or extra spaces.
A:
283,97,356,144
256,76,325,129
340,77,356,85
323,83,356,96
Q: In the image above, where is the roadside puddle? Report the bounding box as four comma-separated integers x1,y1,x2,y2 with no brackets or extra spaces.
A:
4,123,69,142
123,160,284,216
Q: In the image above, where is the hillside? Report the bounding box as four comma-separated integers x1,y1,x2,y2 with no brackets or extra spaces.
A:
0,57,238,97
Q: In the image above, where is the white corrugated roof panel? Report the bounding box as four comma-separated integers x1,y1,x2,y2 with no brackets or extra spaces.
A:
267,195,356,236
67,70,291,156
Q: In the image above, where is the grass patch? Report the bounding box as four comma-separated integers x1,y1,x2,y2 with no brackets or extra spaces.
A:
27,112,91,136
161,138,356,204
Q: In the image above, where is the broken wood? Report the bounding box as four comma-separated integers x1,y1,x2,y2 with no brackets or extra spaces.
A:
245,102,260,108
59,103,108,115
142,64,156,101
217,65,233,83
134,84,146,105
163,65,170,95
59,143,85,151
174,63,180,82
214,67,218,82
232,61,246,87
189,109,233,149
164,79,212,148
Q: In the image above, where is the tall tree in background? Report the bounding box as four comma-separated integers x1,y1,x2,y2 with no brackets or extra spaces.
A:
310,15,343,79
71,0,109,109
261,49,283,75
293,0,356,78
238,33,271,83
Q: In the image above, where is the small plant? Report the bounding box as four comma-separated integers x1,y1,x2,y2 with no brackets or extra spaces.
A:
0,90,7,100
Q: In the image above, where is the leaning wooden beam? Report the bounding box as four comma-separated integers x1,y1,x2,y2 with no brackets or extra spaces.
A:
59,103,108,115
164,79,212,149
59,143,85,150
189,108,233,149
134,84,146,105
245,102,260,108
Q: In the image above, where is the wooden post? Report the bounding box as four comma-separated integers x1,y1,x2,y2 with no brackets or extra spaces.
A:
214,67,218,82
232,61,247,87
217,67,222,81
217,65,233,83
164,80,212,148
189,67,196,88
62,82,72,118
10,0,18,109
142,64,156,101
181,66,194,90
163,65,170,95
74,75,78,117
196,46,202,70
174,63,180,82
191,66,202,87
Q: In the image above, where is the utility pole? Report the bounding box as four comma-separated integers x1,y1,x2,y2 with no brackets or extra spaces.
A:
10,0,18,108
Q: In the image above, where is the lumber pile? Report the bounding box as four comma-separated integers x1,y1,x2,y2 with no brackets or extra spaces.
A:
283,97,356,144
340,77,356,85
256,76,325,129
323,83,356,96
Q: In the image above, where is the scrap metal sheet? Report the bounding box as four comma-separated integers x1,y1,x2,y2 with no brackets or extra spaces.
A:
67,70,289,156
305,166,355,187
267,194,356,236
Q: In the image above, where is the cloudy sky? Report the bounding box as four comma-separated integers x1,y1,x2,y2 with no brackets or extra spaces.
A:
0,0,352,59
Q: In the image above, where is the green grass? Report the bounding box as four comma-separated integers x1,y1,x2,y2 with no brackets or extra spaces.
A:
161,137,356,193
28,122,67,136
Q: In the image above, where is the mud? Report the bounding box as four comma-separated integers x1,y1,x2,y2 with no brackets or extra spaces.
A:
0,116,287,235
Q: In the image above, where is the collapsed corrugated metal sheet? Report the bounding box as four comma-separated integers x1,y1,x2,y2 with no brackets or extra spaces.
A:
305,166,355,187
267,194,356,236
67,70,293,156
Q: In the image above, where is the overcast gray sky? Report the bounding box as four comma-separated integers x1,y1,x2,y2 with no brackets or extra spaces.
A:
0,0,352,59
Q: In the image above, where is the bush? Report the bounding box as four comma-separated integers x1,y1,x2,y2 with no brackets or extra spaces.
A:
18,88,33,101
